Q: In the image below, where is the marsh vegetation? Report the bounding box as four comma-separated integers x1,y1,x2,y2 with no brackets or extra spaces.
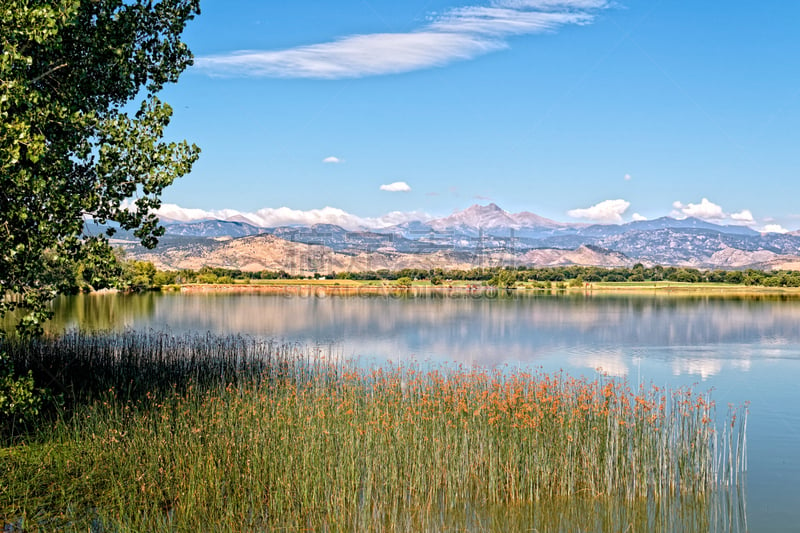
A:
2,332,747,531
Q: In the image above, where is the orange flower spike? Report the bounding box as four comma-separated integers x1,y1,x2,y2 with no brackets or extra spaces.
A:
602,382,615,399
696,396,706,409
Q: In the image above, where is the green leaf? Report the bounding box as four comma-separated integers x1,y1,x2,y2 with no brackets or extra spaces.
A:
1,0,201,336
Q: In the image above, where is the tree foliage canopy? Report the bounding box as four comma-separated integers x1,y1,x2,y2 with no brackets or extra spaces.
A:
1,0,200,335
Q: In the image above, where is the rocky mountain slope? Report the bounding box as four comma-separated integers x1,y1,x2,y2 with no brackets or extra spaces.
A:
115,203,800,272
128,234,633,274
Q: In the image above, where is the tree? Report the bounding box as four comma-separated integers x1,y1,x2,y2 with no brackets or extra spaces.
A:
122,260,158,291
724,270,744,285
487,270,516,289
1,0,201,335
395,276,413,288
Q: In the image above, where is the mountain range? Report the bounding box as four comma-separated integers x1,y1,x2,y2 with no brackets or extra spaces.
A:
114,203,800,273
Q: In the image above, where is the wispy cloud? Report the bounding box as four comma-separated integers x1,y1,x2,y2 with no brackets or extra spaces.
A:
380,181,412,192
322,156,342,164
195,1,609,79
494,1,609,8
567,199,630,223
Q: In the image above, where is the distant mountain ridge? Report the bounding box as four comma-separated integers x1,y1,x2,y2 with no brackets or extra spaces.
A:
428,202,566,231
112,203,800,271
158,203,763,238
163,219,265,238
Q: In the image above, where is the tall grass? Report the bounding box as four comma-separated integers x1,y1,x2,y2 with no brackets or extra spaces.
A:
2,332,747,531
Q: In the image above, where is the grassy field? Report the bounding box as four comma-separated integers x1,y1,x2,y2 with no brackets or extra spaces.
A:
184,278,476,288
180,278,800,297
580,280,795,292
1,332,748,531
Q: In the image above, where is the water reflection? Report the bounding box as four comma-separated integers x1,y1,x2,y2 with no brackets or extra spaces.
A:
55,292,160,331
32,291,800,372
401,489,748,533
6,290,798,530
672,358,724,380
568,349,629,377
3,292,160,335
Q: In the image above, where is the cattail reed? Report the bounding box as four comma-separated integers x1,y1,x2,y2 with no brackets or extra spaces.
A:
1,332,747,531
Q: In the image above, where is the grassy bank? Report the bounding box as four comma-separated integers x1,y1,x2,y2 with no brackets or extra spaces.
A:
2,333,747,531
178,278,800,295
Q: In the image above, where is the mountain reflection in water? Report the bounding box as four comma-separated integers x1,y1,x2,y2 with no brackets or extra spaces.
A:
33,291,800,378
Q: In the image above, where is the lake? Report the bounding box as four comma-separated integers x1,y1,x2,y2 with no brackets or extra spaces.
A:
28,289,800,531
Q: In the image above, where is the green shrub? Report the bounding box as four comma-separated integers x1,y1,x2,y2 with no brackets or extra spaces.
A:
0,353,43,429
568,276,584,288
487,270,516,288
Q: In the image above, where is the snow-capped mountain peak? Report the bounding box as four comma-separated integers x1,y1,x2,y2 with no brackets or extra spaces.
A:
431,203,517,230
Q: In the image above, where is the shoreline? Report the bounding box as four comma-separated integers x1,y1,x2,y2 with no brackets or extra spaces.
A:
175,281,800,296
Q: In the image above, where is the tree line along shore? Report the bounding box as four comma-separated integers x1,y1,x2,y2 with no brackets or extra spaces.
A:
90,261,800,292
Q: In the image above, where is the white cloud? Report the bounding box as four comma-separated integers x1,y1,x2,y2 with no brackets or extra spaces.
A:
761,224,788,234
250,206,366,229
730,209,754,223
631,213,647,222
673,198,725,220
155,204,364,230
250,206,431,230
155,204,431,231
380,181,412,192
156,203,220,222
195,1,609,79
624,173,632,181
672,199,764,227
322,156,342,164
567,199,630,223
371,210,432,227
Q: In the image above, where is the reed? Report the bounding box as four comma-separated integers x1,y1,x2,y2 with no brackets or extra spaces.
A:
1,332,747,531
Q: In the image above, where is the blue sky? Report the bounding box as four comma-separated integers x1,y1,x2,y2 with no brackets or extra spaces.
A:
155,0,800,231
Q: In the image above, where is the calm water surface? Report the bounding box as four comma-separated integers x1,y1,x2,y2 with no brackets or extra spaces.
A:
35,290,800,531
